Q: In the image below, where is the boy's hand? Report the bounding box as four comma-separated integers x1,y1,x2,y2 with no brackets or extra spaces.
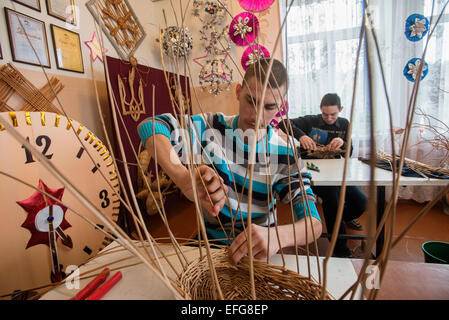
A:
179,165,228,217
228,224,280,265
299,136,317,150
327,137,344,151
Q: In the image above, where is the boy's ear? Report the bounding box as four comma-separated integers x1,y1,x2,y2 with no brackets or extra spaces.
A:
339,106,344,112
236,83,242,99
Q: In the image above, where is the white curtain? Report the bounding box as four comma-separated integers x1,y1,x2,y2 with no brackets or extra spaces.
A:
280,0,449,202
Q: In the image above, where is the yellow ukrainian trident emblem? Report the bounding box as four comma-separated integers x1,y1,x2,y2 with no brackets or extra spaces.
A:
118,57,146,122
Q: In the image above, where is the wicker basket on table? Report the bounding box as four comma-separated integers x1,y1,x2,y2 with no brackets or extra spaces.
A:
376,150,449,178
177,249,331,300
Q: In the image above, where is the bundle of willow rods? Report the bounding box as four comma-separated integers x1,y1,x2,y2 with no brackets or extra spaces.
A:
0,63,62,113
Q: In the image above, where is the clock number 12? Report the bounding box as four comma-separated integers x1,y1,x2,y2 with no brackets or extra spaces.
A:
22,136,54,164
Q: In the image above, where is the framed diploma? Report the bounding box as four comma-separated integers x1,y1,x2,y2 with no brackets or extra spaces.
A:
5,8,51,68
12,0,41,12
50,24,84,73
46,0,76,25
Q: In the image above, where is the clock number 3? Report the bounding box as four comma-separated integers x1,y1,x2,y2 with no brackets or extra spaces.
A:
22,136,54,164
99,190,110,209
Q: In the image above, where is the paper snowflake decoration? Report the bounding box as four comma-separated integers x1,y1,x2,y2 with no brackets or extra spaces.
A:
403,58,429,82
405,14,429,42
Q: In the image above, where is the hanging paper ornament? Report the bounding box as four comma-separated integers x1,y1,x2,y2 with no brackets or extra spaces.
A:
403,58,429,82
405,14,429,42
241,44,270,70
238,0,274,12
193,0,228,27
161,26,193,58
229,12,259,46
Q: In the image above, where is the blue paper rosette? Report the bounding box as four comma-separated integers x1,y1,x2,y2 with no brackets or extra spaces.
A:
403,58,429,82
405,14,429,42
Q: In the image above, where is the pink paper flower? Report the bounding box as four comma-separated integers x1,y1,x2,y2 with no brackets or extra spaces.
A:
238,0,274,12
241,44,270,70
229,12,259,46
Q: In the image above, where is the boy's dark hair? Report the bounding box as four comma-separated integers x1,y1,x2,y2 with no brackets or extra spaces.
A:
320,93,342,108
243,58,289,91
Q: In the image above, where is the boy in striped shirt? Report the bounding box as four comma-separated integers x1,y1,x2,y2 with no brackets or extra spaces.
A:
138,59,322,264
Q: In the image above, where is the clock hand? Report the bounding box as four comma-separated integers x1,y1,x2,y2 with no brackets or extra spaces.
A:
56,227,73,249
47,205,63,283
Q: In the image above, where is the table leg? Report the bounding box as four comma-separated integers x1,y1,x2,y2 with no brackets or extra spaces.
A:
376,186,386,257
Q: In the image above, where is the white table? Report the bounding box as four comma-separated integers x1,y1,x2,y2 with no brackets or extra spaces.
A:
41,242,362,300
307,158,449,187
304,158,448,256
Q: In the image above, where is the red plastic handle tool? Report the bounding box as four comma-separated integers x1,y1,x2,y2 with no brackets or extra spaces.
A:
85,271,122,300
70,268,110,300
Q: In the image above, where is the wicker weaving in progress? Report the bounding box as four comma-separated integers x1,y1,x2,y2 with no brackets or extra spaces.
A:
178,249,330,300
376,150,449,178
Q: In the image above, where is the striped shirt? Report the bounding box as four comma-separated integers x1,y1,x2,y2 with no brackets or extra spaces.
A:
138,113,320,241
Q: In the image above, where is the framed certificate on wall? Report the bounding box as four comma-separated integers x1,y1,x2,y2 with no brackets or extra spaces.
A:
50,24,84,73
12,0,41,12
5,8,51,68
46,0,76,25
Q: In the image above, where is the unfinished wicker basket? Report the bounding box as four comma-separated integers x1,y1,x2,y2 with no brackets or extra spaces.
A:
177,249,330,300
376,150,449,177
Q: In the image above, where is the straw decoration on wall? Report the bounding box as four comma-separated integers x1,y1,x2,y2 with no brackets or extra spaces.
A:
86,0,146,61
0,63,63,113
86,0,149,122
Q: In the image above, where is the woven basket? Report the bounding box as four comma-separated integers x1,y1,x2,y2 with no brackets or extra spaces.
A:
177,249,330,300
301,145,345,159
376,150,449,177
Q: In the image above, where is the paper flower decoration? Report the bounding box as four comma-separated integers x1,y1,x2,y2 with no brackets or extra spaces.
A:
405,14,429,42
238,0,274,12
403,58,429,82
162,26,193,58
241,44,270,70
229,12,259,46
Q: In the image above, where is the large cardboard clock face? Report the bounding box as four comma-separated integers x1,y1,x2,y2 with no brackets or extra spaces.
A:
0,112,120,297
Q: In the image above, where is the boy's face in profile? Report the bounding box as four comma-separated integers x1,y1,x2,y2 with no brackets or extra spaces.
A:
236,76,286,132
321,105,342,125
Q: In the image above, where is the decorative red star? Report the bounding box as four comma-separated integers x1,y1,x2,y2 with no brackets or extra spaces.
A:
17,180,71,249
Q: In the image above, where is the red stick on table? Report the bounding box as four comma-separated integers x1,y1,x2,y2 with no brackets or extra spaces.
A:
70,268,110,300
86,271,122,300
